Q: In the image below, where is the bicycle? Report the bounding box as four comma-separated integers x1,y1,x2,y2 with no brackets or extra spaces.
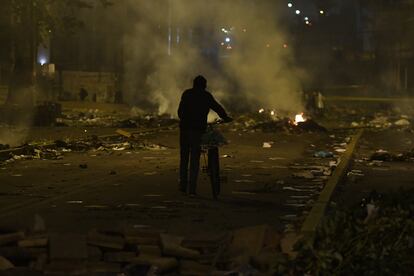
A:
201,119,228,199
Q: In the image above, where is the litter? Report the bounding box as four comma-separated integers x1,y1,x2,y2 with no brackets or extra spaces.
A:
394,118,410,126
262,142,272,148
234,179,256,183
314,151,333,158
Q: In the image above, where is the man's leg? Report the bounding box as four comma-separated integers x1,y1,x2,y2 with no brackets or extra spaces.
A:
188,131,203,195
179,131,190,193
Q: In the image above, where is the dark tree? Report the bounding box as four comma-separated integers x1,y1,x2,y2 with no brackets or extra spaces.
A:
4,0,112,103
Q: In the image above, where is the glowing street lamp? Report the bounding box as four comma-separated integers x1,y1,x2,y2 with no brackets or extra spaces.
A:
288,3,293,8
295,10,301,15
319,10,325,15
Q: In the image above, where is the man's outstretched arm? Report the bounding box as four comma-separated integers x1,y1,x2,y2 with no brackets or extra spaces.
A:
208,94,231,121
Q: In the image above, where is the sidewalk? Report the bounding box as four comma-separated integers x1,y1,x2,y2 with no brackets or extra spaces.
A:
340,128,414,207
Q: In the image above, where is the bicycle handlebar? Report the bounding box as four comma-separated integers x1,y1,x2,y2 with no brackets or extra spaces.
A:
208,117,233,126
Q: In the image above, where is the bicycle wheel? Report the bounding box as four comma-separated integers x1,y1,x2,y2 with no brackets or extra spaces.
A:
208,147,220,199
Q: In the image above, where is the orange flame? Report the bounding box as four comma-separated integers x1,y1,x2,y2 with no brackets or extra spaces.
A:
294,113,306,125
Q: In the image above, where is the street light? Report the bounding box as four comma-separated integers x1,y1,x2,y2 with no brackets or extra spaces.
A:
288,3,293,8
319,10,325,15
295,10,301,15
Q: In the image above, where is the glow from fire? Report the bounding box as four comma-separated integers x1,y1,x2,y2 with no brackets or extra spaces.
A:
294,113,306,125
259,108,265,113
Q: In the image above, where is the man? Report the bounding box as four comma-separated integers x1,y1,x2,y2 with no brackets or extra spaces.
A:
178,75,232,196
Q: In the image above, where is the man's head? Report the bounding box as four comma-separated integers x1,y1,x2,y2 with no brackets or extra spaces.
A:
193,75,207,90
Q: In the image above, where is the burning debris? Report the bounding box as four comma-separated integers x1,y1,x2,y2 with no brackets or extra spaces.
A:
231,109,326,133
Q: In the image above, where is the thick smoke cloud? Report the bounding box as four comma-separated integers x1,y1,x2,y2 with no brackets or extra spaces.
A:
122,0,304,115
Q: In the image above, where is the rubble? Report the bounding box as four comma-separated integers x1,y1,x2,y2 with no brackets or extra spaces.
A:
57,109,179,129
0,256,14,270
394,118,410,126
0,144,10,150
0,131,168,167
370,148,414,162
0,217,359,275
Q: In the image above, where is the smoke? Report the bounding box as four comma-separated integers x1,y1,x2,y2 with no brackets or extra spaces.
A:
122,0,304,115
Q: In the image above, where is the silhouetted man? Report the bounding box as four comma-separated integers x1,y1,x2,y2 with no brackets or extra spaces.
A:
178,75,232,196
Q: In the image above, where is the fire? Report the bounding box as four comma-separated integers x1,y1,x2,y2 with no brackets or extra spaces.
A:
294,113,306,125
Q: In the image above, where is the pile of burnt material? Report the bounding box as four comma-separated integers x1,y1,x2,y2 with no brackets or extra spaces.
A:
233,112,327,133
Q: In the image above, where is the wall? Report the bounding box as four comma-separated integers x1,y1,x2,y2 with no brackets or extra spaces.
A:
59,71,119,103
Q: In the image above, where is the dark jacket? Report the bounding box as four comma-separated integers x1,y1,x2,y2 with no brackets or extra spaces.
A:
178,88,228,131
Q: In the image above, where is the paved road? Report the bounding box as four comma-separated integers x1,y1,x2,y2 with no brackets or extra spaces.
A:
0,128,346,236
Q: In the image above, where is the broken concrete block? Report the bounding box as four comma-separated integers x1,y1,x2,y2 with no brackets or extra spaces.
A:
137,245,162,256
0,246,47,261
251,250,284,272
32,253,48,271
87,261,121,273
182,233,226,250
87,246,103,261
87,230,124,250
0,256,14,270
104,251,136,263
125,235,160,245
18,237,48,248
0,232,25,246
0,267,43,276
44,261,87,275
116,129,132,138
161,234,200,259
280,232,302,259
160,234,183,247
179,260,212,275
124,228,162,246
230,225,281,257
163,245,200,259
49,233,87,260
131,254,178,273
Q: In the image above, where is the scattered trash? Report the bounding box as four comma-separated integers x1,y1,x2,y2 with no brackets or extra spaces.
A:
292,171,314,179
67,200,83,204
144,172,157,176
394,118,410,126
347,170,364,182
269,157,285,160
262,142,272,148
234,179,256,183
314,151,334,158
231,191,256,195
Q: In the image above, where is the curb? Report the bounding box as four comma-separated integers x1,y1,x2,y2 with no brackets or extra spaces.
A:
300,129,364,242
